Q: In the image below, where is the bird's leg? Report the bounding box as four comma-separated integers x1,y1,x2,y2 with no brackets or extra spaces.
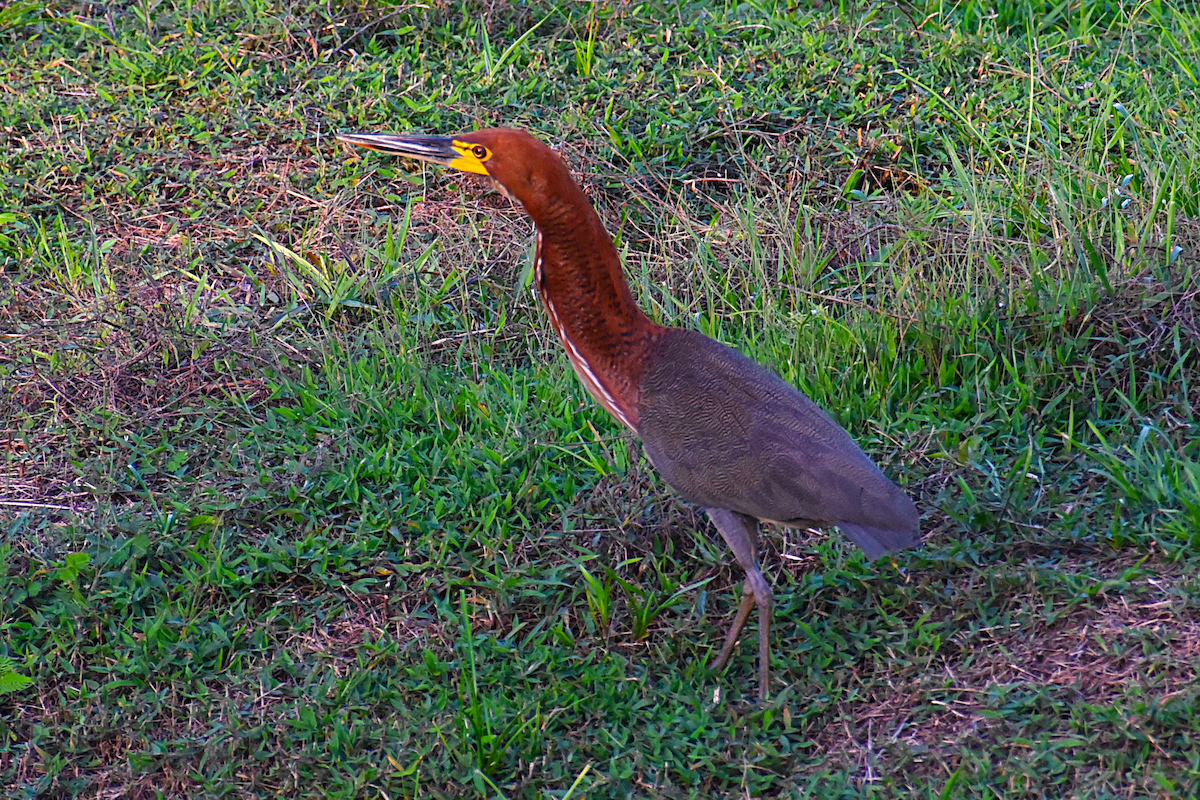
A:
705,508,773,701
713,580,755,671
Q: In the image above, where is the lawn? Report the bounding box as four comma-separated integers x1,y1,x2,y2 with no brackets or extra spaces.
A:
3,0,1199,797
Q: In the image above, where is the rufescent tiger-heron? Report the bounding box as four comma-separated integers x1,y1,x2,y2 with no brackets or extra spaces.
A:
337,128,921,701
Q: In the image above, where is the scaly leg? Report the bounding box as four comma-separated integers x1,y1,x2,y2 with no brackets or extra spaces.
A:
713,580,755,671
705,507,773,701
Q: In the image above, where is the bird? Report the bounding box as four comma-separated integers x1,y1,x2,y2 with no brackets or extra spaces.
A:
337,128,921,701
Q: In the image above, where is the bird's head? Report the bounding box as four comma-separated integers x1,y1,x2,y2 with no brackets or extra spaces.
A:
337,128,571,220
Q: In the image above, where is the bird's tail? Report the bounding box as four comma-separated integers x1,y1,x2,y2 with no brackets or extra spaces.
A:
836,522,921,561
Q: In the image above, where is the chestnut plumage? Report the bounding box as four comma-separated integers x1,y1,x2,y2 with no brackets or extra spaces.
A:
339,128,921,700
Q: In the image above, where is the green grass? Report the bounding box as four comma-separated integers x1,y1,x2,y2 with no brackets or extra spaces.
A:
3,0,1200,797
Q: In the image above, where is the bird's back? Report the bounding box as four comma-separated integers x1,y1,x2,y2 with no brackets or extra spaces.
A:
635,328,919,559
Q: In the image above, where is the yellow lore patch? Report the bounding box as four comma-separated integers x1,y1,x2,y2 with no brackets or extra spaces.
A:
448,140,491,175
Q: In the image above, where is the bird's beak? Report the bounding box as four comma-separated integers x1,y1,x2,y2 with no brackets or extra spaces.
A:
336,133,490,176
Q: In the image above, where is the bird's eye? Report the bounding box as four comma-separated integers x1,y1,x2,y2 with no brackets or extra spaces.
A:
472,145,488,159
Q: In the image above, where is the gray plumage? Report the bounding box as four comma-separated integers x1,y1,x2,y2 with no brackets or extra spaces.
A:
335,127,921,700
636,328,919,559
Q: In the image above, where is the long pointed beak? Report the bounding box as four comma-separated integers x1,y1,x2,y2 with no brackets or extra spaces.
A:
336,132,489,175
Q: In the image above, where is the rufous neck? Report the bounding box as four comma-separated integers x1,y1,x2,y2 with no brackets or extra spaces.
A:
528,187,656,429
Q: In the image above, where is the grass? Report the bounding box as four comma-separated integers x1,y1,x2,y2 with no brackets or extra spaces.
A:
2,0,1200,796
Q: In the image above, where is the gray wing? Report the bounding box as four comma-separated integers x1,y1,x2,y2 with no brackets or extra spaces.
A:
635,329,919,558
